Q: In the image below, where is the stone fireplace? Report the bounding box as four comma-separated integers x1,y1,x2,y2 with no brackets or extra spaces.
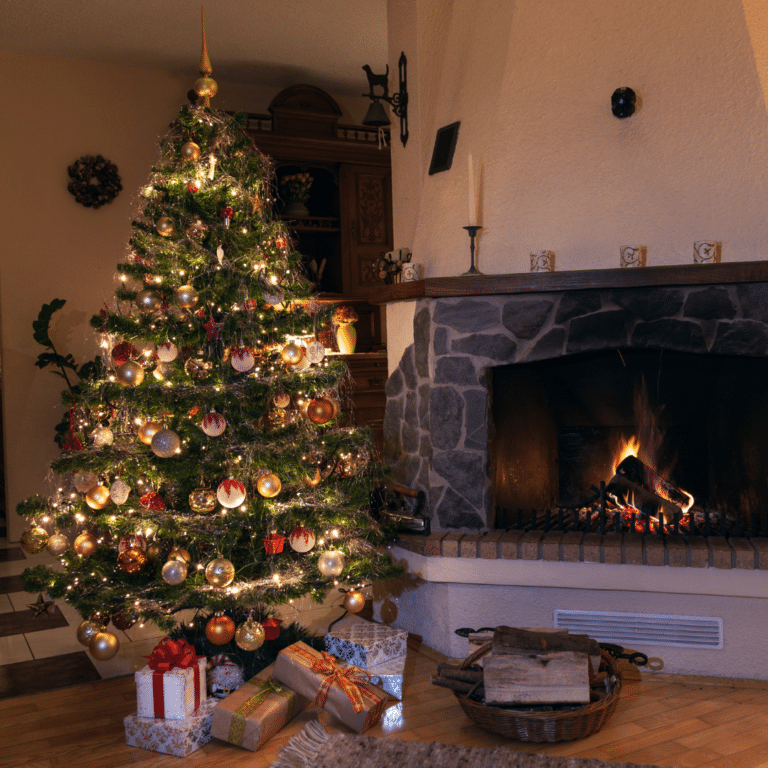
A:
375,264,768,677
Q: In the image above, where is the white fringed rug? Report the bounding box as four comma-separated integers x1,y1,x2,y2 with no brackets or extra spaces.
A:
270,721,674,768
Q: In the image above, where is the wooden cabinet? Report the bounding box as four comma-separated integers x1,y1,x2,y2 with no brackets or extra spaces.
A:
243,85,392,445
244,85,393,305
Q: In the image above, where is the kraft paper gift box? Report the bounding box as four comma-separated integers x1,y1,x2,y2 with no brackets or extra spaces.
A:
135,637,207,720
273,641,388,733
210,664,310,751
125,697,217,756
324,623,408,668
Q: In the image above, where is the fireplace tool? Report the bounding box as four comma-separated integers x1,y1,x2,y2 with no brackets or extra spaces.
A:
371,482,430,534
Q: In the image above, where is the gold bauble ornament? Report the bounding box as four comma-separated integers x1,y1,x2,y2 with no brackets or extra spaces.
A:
256,472,282,498
195,76,219,101
21,526,49,554
168,547,191,564
174,284,199,309
280,342,304,366
76,620,103,646
306,398,335,425
85,484,110,510
189,488,217,514
118,546,147,575
342,590,366,614
138,420,162,445
153,361,175,381
74,532,98,557
181,141,201,161
90,630,120,661
205,557,235,587
186,218,207,240
317,549,345,577
303,468,322,487
47,532,70,556
156,216,175,237
146,541,165,563
184,357,212,381
116,360,145,387
235,616,265,651
73,470,99,493
161,559,188,585
91,426,114,447
205,613,235,645
136,289,162,312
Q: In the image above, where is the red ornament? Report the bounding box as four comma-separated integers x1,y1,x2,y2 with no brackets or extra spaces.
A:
219,205,234,221
111,341,137,365
195,308,206,318
204,314,223,342
262,617,282,640
275,237,287,250
263,534,286,555
243,298,257,312
187,180,200,193
139,491,166,511
188,405,200,417
63,430,83,451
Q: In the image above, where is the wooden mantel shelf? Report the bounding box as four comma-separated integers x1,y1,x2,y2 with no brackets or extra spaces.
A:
368,261,768,304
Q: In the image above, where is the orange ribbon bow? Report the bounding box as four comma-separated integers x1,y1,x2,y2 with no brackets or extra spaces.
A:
309,650,371,713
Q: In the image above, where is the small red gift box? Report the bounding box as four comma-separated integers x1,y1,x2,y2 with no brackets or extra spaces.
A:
135,637,207,720
263,533,285,554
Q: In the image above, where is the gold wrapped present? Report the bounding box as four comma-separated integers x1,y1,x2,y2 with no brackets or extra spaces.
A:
273,641,387,733
211,665,309,751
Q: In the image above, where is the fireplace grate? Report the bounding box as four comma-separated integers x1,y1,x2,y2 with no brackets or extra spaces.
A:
553,609,723,649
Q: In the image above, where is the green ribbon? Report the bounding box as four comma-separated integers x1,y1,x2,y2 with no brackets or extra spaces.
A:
227,676,296,747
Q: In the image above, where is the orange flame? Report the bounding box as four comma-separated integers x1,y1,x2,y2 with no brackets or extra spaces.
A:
612,435,641,475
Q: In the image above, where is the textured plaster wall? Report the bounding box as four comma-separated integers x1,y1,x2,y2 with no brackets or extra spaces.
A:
386,0,768,352
0,51,364,541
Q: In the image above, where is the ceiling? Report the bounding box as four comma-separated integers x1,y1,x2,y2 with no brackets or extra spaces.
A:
1,0,388,97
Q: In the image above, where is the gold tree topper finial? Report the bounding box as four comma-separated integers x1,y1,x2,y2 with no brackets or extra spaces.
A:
194,7,218,107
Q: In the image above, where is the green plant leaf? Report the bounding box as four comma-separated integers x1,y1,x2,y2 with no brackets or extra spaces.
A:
32,299,67,349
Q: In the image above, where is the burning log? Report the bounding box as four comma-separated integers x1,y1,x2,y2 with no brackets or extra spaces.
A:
608,455,692,522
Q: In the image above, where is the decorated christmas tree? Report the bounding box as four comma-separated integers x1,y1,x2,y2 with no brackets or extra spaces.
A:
18,23,401,671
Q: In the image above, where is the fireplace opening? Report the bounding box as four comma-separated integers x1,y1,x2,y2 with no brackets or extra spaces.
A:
491,348,768,536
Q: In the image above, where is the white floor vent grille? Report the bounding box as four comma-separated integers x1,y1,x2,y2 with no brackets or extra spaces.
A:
553,610,723,649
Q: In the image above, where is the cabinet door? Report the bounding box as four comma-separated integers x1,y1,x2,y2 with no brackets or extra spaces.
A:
339,165,393,295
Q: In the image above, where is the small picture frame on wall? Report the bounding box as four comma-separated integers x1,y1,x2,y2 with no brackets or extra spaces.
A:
428,121,461,175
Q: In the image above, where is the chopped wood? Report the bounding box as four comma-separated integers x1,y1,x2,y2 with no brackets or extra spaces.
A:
436,664,484,685
483,650,590,705
430,675,484,697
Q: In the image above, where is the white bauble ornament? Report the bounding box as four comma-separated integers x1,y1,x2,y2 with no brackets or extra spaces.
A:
217,478,246,508
289,526,316,553
73,471,99,493
161,559,188,585
91,426,114,447
318,549,345,577
109,479,131,505
151,428,181,458
156,341,178,362
229,346,255,372
201,413,227,437
47,532,70,556
305,340,326,364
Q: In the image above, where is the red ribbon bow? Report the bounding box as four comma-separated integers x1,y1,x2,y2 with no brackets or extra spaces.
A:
147,637,199,673
310,651,371,713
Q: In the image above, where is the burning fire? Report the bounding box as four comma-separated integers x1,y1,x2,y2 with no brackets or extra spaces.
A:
612,435,641,475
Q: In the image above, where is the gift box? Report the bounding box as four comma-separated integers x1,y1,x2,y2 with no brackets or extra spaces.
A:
211,664,310,751
135,637,207,720
324,623,408,668
273,641,388,733
125,697,217,756
367,654,406,701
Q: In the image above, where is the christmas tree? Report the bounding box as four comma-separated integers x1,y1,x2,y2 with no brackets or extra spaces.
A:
18,24,401,669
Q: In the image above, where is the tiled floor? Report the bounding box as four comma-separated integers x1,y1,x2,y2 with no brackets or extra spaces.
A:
0,535,168,699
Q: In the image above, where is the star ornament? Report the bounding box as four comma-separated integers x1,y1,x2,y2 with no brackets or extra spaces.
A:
204,314,223,342
27,594,56,618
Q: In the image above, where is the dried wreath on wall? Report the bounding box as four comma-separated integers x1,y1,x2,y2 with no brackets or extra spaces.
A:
67,154,122,209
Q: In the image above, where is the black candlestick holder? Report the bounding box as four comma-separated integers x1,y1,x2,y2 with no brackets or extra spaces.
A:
462,225,482,275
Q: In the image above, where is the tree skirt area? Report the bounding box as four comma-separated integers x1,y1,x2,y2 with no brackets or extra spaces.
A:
270,721,673,768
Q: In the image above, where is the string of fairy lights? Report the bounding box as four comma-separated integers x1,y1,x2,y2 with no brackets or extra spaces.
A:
18,103,402,662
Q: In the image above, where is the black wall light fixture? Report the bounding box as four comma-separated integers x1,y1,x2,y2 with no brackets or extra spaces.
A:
611,87,636,118
362,52,409,146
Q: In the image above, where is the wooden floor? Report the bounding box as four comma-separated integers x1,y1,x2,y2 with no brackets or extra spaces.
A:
3,645,768,768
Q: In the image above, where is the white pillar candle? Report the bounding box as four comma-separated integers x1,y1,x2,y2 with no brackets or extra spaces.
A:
468,153,476,226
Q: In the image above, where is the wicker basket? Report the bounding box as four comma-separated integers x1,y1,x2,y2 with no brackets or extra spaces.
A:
454,644,622,743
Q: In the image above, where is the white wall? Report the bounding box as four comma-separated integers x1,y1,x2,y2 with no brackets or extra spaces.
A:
387,0,768,284
0,51,364,540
